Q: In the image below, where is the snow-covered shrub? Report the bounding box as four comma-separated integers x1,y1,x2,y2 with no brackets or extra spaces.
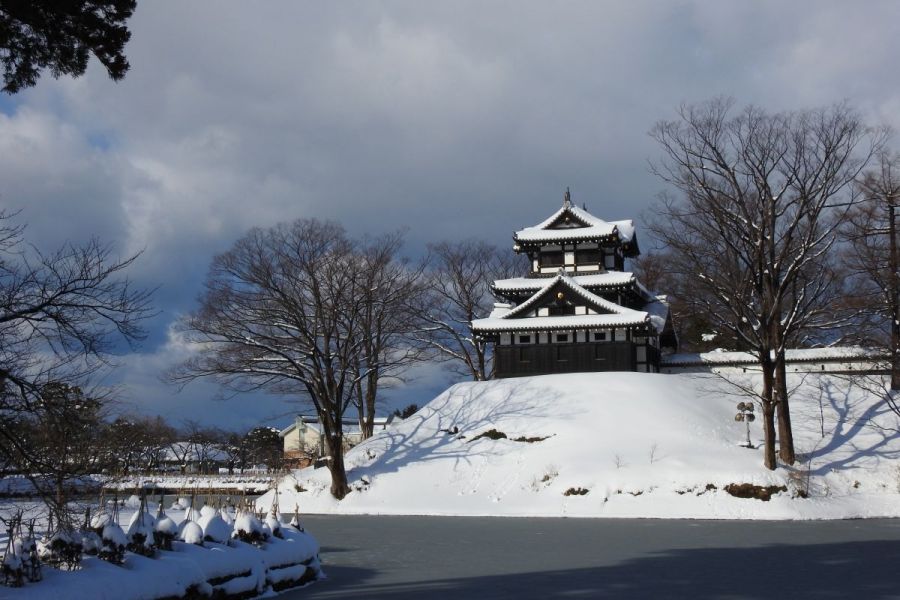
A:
197,511,232,544
232,511,267,545
39,528,83,571
199,504,217,520
99,522,127,564
179,521,204,546
89,509,111,531
219,506,234,526
288,512,304,532
79,507,101,556
266,510,283,539
126,510,157,557
15,530,40,583
182,505,201,527
154,509,178,551
80,529,101,556
2,547,23,587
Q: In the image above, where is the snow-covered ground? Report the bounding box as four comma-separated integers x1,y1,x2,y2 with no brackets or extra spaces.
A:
258,372,900,519
0,497,321,599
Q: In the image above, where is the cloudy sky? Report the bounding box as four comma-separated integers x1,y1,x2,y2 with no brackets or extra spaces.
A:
2,1,899,430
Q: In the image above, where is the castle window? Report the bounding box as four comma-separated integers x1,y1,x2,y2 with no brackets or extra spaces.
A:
593,331,607,341
555,333,569,343
549,304,575,316
518,334,531,344
540,251,564,267
575,248,601,264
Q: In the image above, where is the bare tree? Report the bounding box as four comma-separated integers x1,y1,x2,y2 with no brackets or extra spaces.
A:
0,210,153,511
842,152,900,390
350,232,430,439
181,420,223,474
421,240,525,381
634,250,720,352
16,382,109,510
173,219,389,499
220,430,245,475
649,98,883,469
139,416,177,473
165,439,196,475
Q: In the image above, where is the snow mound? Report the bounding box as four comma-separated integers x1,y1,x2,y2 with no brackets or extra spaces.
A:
259,372,900,520
126,510,155,544
101,523,127,547
198,512,232,544
155,514,178,535
180,521,204,545
265,512,282,537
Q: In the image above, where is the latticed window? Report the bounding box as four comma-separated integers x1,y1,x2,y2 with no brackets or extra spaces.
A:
540,252,564,267
575,248,601,264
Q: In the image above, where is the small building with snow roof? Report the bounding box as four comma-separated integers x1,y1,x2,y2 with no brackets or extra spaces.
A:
472,189,677,377
280,415,390,468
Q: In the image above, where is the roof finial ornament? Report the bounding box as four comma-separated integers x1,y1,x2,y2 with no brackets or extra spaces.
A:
563,187,572,208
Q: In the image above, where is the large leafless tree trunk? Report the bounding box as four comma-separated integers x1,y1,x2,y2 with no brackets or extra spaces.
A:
352,232,430,439
649,98,883,469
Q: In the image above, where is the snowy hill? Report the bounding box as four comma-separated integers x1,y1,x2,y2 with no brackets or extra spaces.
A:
260,372,900,519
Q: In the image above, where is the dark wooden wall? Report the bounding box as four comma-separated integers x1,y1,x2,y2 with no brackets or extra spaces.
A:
494,341,653,378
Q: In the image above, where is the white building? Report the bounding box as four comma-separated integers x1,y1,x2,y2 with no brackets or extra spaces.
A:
279,415,390,467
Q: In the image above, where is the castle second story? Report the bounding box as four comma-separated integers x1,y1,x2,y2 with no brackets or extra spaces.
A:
512,188,639,276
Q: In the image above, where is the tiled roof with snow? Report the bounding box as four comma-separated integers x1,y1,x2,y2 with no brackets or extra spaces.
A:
473,271,649,333
471,312,650,333
514,203,636,244
662,346,886,366
493,272,636,292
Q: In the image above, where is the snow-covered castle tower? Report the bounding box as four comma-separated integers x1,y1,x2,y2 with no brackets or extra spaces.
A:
471,189,677,378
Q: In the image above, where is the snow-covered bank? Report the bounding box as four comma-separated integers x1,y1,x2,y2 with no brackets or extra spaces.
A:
3,528,321,600
0,499,322,600
258,372,900,519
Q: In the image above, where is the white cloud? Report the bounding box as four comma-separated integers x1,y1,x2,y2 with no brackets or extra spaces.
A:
3,1,899,428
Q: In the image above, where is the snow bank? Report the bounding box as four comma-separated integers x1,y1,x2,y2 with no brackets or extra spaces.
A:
258,372,900,520
3,524,321,599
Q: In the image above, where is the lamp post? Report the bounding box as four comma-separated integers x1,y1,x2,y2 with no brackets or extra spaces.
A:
735,402,756,448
